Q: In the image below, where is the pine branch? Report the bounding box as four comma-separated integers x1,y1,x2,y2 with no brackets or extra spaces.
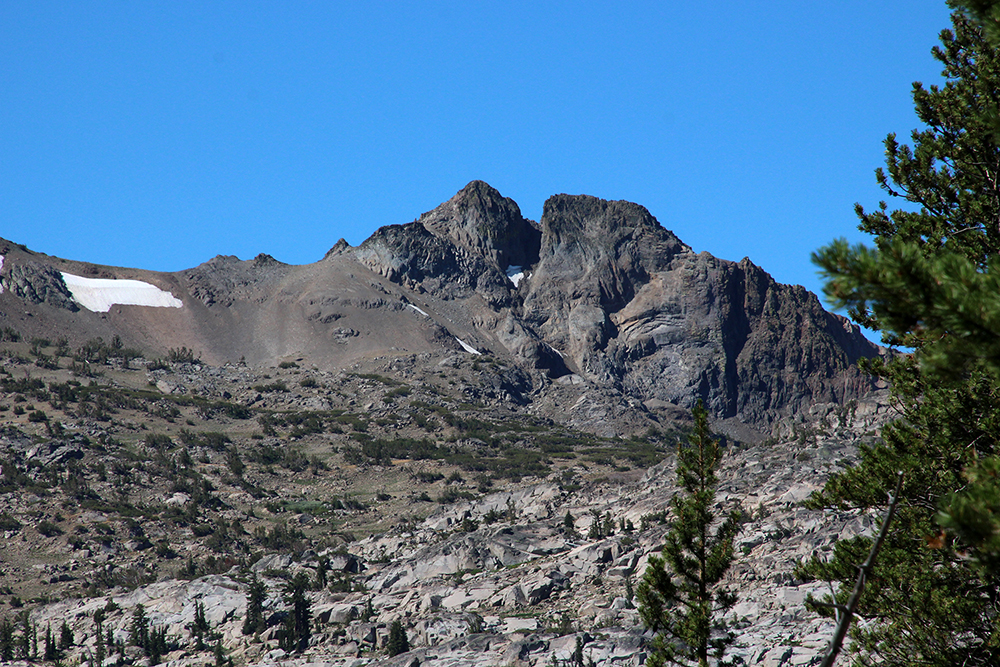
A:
818,471,905,667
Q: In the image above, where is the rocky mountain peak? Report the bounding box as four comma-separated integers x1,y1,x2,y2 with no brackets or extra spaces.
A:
524,194,691,327
539,194,688,274
419,180,541,270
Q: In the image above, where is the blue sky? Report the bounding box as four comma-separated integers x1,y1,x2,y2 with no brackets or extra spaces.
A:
1,1,954,318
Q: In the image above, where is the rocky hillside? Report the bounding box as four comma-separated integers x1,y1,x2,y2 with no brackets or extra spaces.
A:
0,333,890,667
0,182,888,666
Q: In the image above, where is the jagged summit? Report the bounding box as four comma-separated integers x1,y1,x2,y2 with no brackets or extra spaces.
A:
0,182,881,435
418,180,541,270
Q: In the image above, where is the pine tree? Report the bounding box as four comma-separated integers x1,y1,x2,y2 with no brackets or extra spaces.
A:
637,401,740,667
277,572,311,653
190,600,210,649
130,605,149,651
803,7,1000,665
0,618,13,662
812,6,1000,377
387,619,409,656
59,620,73,650
43,624,57,661
242,574,268,636
17,611,31,660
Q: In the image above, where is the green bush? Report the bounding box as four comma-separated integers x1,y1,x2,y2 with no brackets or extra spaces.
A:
37,520,63,537
0,513,21,532
167,347,198,363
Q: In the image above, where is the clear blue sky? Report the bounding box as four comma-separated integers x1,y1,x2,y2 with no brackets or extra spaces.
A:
1,1,954,314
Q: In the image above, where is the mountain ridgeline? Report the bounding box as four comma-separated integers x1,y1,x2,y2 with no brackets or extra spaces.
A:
0,181,879,436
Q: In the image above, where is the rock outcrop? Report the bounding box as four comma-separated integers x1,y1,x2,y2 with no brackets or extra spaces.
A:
0,260,79,311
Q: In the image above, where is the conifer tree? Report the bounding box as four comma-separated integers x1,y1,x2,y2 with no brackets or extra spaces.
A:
0,618,13,662
803,6,1000,665
242,574,268,636
277,572,311,653
190,600,210,649
637,401,740,667
387,619,409,656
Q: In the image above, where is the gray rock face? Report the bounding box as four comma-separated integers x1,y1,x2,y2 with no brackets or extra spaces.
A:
418,179,541,270
0,260,78,311
350,184,880,430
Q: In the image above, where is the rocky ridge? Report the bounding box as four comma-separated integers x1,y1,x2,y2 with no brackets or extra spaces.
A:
0,181,880,438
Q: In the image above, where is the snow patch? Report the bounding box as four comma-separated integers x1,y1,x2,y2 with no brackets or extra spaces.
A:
506,265,526,287
455,337,481,355
60,272,183,313
408,304,429,317
0,255,4,294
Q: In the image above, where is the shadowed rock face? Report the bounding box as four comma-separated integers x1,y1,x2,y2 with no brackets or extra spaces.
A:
0,181,880,433
0,261,79,311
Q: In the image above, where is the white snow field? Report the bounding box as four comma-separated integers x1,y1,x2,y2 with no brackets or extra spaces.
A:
455,337,482,355
506,265,526,287
60,272,183,313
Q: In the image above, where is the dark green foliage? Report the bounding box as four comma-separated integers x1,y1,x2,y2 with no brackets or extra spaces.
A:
126,603,169,662
252,380,288,393
563,510,576,533
242,574,268,635
166,346,198,363
0,327,21,343
144,433,173,450
802,9,1000,666
316,557,329,589
254,522,305,552
189,600,211,649
798,366,1000,665
36,520,63,537
812,9,1000,377
130,604,150,650
225,446,244,477
0,617,14,661
214,639,231,667
277,572,311,653
17,610,33,660
59,620,73,649
637,402,740,667
938,455,1000,573
94,608,106,666
44,624,58,661
0,512,21,532
387,619,409,656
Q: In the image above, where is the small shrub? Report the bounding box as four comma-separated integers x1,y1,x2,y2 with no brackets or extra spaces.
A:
0,513,21,532
37,520,64,537
167,347,198,363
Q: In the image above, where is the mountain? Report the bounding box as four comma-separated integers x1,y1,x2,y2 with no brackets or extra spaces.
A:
0,182,890,667
0,181,879,438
